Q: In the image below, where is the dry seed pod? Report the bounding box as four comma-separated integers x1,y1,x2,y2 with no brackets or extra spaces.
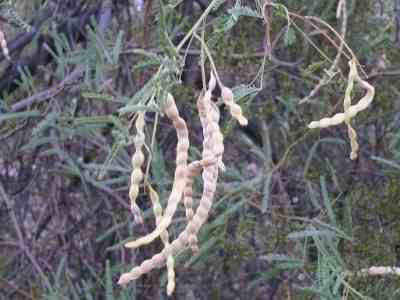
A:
208,71,216,92
183,93,222,250
209,101,225,171
198,92,209,151
199,91,225,170
0,29,10,60
185,99,223,263
221,86,248,126
182,93,210,233
183,162,202,252
119,94,223,288
147,184,175,295
347,125,358,160
183,162,200,237
184,159,218,252
125,93,189,249
308,59,375,159
129,112,146,224
183,159,217,226
186,90,221,252
343,59,360,160
119,135,219,287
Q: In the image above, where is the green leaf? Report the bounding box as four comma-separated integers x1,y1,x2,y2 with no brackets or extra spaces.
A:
212,0,226,11
232,84,260,101
303,60,328,75
118,103,159,115
371,155,400,170
288,229,335,239
96,222,127,243
113,30,124,64
261,171,272,212
81,92,124,103
284,27,297,46
320,176,337,226
0,110,41,122
228,5,261,19
105,260,114,300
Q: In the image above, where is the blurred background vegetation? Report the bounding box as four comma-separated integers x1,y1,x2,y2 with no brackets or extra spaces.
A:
0,0,400,299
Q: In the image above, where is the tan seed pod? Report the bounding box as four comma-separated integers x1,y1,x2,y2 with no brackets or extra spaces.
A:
183,162,200,250
221,86,248,126
187,93,220,251
184,91,216,248
0,29,10,60
184,159,218,252
308,59,375,159
199,91,225,170
209,101,225,171
125,93,189,248
129,112,146,224
208,71,216,92
343,59,360,160
147,184,175,295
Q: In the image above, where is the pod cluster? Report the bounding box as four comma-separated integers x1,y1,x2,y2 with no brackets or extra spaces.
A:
119,73,248,295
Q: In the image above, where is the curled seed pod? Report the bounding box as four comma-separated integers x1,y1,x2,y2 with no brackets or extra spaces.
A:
347,126,358,160
308,59,375,159
221,86,248,126
125,93,189,249
343,59,359,160
129,112,146,224
147,184,175,295
0,29,10,60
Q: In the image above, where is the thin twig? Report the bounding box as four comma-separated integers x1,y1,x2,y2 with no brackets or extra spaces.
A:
300,0,348,104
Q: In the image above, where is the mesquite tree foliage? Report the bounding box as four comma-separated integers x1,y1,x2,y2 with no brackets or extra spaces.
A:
1,1,400,299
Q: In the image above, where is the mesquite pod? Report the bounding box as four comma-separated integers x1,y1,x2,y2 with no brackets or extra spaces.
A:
147,184,175,295
183,158,218,252
129,112,146,224
125,93,189,248
221,85,248,126
187,90,222,250
0,29,10,60
183,161,200,251
343,59,360,160
308,59,375,160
